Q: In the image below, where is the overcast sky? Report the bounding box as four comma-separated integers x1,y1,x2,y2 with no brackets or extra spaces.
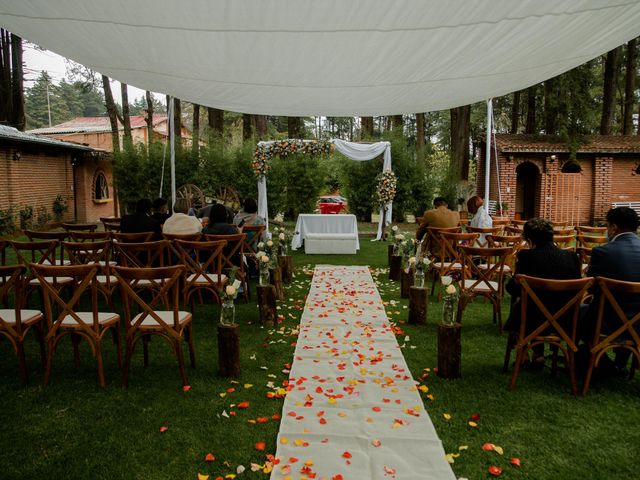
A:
22,42,164,107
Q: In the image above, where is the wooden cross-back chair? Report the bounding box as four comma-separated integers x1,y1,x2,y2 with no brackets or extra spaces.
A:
582,277,640,395
465,226,502,247
575,225,607,236
553,233,576,251
174,239,227,309
511,219,527,227
576,234,607,250
551,220,569,228
430,231,479,297
0,265,45,383
31,263,121,388
486,234,527,274
162,233,202,242
505,225,524,235
505,274,594,395
457,246,512,330
113,265,194,387
23,230,69,266
10,240,75,303
112,231,154,243
421,226,459,260
69,230,112,242
241,225,266,273
553,227,575,235
63,240,117,309
203,233,249,302
61,222,98,233
100,217,121,233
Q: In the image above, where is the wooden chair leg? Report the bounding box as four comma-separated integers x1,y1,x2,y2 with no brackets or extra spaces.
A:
174,339,189,387
582,353,597,396
16,342,29,384
503,332,516,373
186,325,196,368
112,327,122,369
510,346,526,391
44,340,55,386
122,339,133,388
95,343,106,388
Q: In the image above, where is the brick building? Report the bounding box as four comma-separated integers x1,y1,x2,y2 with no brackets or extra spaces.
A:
0,125,117,227
27,115,190,153
476,135,640,225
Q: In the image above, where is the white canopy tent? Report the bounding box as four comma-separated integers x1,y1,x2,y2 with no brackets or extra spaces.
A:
256,139,392,239
2,1,640,211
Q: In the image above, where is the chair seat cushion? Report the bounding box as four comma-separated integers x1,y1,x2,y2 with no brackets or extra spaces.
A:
432,262,463,269
462,279,499,292
96,275,118,284
186,273,228,285
29,276,74,285
478,263,512,273
61,312,120,327
132,311,192,328
0,309,43,325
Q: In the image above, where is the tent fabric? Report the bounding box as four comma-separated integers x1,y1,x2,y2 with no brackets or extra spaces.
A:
2,1,640,116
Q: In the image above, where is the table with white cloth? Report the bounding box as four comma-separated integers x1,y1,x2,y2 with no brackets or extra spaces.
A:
291,214,360,251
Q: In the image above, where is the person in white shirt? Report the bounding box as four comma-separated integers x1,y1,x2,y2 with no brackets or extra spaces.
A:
467,195,493,246
162,198,203,235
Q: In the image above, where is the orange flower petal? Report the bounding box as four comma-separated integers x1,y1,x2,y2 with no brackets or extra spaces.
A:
255,441,266,451
204,453,215,462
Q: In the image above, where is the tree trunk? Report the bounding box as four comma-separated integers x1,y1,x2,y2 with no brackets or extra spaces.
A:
409,286,428,325
192,103,200,156
145,91,154,147
415,113,425,151
392,114,403,131
623,39,637,135
287,117,303,138
510,91,521,134
361,116,374,138
9,33,24,131
525,85,537,134
600,46,621,135
102,75,120,155
450,105,470,181
207,107,224,138
543,78,557,134
255,114,267,138
120,83,133,149
0,29,11,126
242,113,254,140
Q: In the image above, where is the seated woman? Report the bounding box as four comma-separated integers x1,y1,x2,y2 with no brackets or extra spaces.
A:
233,198,265,228
203,204,239,235
504,218,582,361
467,195,492,246
162,198,202,236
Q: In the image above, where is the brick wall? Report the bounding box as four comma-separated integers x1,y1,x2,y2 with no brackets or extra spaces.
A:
0,145,75,226
593,156,613,223
610,156,640,203
74,155,118,222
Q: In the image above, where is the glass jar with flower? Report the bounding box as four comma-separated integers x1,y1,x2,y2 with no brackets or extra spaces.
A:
277,228,289,256
393,233,404,256
258,254,271,285
220,284,238,326
440,276,458,325
414,255,430,288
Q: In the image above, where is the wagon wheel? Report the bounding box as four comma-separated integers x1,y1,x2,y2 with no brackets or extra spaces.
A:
176,184,205,211
216,185,241,211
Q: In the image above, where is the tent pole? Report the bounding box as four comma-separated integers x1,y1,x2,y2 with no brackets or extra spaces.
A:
484,99,492,215
169,96,176,209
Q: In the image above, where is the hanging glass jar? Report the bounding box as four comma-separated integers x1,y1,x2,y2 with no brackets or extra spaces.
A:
414,268,425,288
220,299,236,326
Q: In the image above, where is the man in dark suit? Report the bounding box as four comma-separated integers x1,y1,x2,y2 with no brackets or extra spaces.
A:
120,198,162,240
584,207,640,370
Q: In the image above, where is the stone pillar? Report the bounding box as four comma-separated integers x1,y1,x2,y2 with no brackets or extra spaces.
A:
593,156,613,223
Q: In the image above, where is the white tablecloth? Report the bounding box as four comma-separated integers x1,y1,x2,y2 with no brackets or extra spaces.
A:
291,214,360,250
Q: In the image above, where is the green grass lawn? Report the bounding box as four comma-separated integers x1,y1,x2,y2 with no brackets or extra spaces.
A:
1,233,639,480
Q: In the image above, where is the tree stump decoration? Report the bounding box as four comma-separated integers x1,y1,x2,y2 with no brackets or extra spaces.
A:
388,244,394,267
437,323,461,379
401,269,414,298
270,267,284,301
257,284,277,327
389,255,402,281
278,255,293,284
217,323,240,377
408,286,428,325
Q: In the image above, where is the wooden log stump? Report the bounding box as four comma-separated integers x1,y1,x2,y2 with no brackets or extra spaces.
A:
389,255,402,281
437,323,461,379
257,284,277,327
278,255,293,284
408,286,428,325
270,266,285,301
217,324,240,377
387,244,394,267
401,269,414,298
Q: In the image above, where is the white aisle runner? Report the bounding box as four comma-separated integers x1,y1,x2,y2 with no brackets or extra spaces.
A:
271,265,455,480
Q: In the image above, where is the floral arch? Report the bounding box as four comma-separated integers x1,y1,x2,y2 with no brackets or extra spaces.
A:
254,139,393,240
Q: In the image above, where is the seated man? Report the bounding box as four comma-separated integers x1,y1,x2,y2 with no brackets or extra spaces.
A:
120,198,162,240
583,207,640,370
162,198,203,236
151,197,171,225
416,197,460,241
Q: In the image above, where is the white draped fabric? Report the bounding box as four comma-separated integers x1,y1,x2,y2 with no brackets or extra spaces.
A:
2,1,640,116
257,175,269,234
333,139,392,240
272,265,455,480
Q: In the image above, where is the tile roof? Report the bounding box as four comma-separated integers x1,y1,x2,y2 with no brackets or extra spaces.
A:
486,134,640,153
0,125,92,150
27,115,168,135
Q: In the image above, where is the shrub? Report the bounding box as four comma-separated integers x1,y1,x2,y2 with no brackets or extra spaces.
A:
0,207,16,236
36,206,52,228
52,194,68,221
19,205,33,231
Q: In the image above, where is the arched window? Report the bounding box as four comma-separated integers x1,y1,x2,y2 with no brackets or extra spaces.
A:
94,171,109,200
635,164,640,175
561,161,582,173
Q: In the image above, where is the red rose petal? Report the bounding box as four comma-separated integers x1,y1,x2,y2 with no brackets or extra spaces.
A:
159,426,169,433
488,466,503,476
204,453,215,462
510,457,521,467
342,451,352,459
255,441,266,451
